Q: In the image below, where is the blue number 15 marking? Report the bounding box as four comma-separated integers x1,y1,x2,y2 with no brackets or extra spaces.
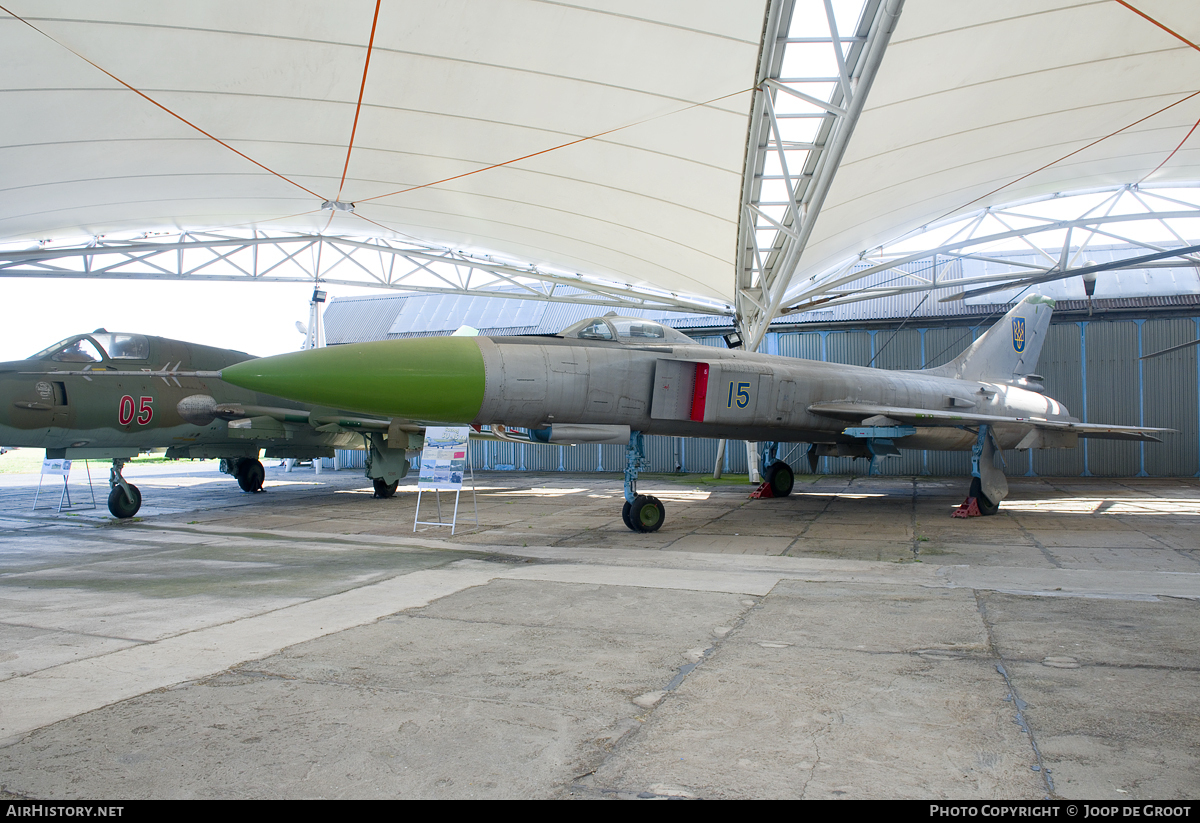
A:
727,381,751,409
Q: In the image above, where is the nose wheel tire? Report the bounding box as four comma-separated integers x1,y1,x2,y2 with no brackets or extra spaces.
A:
624,494,665,533
764,462,794,497
968,477,999,515
236,459,265,493
372,478,399,498
107,484,142,518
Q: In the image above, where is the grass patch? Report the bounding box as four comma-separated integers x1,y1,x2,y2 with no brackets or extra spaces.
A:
664,472,753,487
0,449,216,475
0,449,45,475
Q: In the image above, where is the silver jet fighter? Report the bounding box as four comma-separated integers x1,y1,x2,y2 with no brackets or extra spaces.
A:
0,331,416,517
220,296,1170,532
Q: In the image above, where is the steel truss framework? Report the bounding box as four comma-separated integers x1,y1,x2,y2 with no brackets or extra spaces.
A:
779,184,1200,314
735,0,902,350
0,231,731,315
3,187,1198,328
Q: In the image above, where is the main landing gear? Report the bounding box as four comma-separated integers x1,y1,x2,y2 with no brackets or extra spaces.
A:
221,457,265,493
751,442,794,499
622,432,664,532
107,458,141,519
762,461,795,496
372,478,399,498
365,433,406,499
952,424,1007,518
965,477,999,516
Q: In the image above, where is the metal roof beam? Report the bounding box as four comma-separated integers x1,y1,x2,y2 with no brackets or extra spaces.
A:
781,206,1200,311
0,232,731,315
735,0,904,350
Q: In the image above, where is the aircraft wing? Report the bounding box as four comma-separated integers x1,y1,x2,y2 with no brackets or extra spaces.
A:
807,402,1172,442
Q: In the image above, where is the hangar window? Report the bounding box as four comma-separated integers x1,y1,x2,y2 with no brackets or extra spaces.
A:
92,333,149,360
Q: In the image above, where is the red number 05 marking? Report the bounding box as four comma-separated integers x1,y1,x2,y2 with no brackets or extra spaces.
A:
119,395,154,425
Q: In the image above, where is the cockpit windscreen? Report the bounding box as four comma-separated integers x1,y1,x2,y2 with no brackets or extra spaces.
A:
560,317,691,344
31,333,149,362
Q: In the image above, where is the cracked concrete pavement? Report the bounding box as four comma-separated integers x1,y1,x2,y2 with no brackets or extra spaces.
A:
0,460,1196,798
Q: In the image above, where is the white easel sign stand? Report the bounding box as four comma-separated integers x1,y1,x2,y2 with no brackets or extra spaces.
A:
33,458,97,513
413,426,478,535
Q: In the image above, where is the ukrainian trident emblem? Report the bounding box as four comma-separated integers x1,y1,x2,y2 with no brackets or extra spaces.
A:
1012,317,1026,352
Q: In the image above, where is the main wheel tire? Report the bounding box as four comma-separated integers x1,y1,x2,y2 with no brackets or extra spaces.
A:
237,459,265,493
969,477,999,516
622,500,635,531
765,462,794,497
107,484,142,518
372,478,399,498
631,494,666,533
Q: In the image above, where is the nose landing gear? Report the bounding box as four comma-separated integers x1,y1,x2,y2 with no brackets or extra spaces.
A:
621,432,664,532
107,458,141,518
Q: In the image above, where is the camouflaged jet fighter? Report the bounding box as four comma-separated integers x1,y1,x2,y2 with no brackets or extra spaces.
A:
219,296,1172,532
0,331,415,517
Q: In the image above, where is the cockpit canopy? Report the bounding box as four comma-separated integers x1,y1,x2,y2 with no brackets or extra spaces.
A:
559,316,692,344
31,333,150,363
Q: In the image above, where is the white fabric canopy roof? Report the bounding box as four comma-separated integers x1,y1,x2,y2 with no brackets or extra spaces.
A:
0,1,764,303
794,0,1200,292
4,1,1199,314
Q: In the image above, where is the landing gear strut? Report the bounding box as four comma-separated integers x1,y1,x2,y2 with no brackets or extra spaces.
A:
622,432,664,532
107,458,141,518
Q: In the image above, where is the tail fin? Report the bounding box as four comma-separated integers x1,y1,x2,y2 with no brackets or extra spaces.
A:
930,295,1054,383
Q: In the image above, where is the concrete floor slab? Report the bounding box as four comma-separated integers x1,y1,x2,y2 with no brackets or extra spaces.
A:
1043,547,1200,572
0,465,1196,799
583,583,1043,799
786,539,916,563
0,580,751,799
917,543,1054,569
1035,532,1165,549
663,535,793,554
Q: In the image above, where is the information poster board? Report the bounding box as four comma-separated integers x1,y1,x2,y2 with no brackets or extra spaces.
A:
417,426,470,491
42,458,72,476
34,458,95,513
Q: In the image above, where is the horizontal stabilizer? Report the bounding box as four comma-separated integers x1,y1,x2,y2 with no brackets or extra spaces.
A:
808,402,1171,442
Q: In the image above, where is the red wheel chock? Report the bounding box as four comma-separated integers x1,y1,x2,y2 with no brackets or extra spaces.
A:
951,497,982,518
749,481,774,499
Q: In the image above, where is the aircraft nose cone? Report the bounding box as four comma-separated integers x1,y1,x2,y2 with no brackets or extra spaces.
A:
220,337,487,422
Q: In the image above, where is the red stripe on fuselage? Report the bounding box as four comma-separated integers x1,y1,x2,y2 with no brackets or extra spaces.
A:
690,363,709,421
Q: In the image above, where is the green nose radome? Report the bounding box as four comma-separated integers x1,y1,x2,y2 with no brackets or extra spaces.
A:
221,337,487,423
